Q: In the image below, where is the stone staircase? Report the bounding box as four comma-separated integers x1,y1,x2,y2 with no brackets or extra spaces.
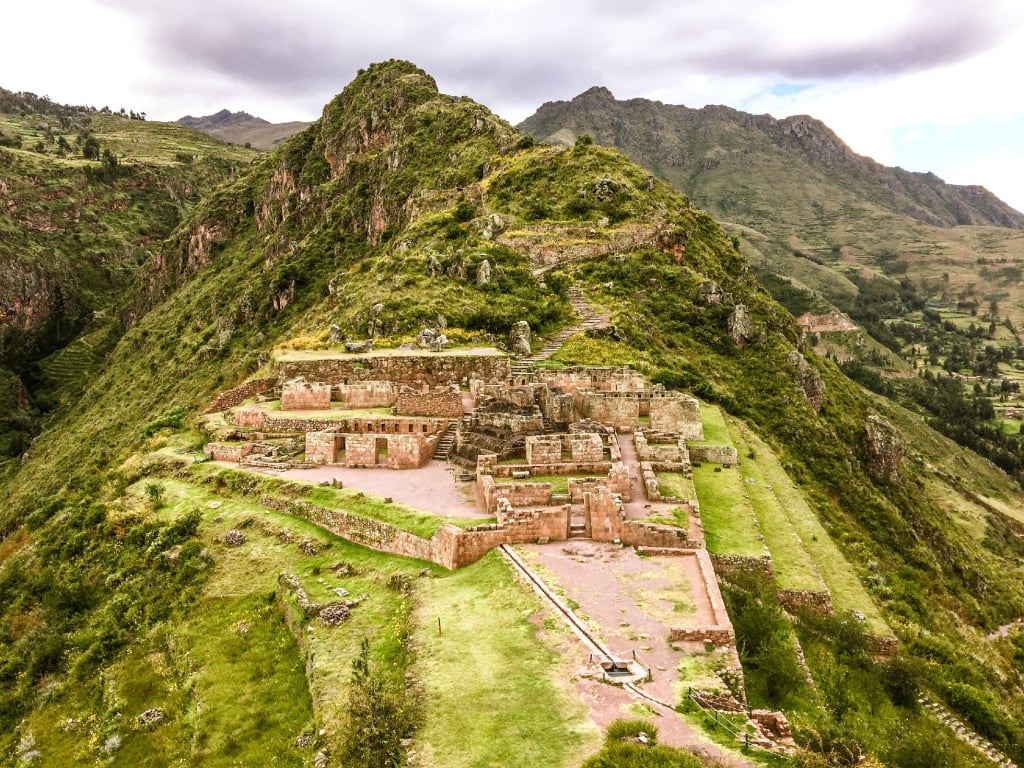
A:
512,284,609,376
568,522,588,539
432,421,458,462
919,694,1018,767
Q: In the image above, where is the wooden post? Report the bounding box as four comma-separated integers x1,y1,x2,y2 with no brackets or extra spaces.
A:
438,616,442,635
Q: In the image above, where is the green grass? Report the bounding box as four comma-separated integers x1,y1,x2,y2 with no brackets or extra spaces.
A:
654,472,697,500
647,506,690,529
412,552,600,767
690,464,768,558
692,402,732,446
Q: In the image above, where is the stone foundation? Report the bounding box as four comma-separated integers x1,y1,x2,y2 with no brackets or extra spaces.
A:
777,588,833,614
205,442,254,462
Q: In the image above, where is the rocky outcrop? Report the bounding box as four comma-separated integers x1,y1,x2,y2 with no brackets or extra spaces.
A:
728,304,753,345
786,350,825,412
864,415,905,483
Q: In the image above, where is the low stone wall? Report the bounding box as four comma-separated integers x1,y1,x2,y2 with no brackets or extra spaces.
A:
688,445,739,465
624,522,703,550
668,549,735,647
670,626,736,646
205,377,279,413
486,461,613,478
710,553,774,579
395,386,464,418
276,354,511,388
484,480,553,514
342,432,439,469
495,505,571,542
867,634,900,657
777,588,833,614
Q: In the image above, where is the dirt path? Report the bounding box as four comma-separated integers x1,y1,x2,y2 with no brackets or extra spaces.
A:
252,462,488,519
518,541,751,765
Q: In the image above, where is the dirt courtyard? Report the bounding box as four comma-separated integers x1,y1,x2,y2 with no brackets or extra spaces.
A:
248,461,489,519
517,541,749,764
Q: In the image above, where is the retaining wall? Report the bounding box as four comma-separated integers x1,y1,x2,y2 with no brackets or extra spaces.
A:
205,377,279,413
276,354,510,387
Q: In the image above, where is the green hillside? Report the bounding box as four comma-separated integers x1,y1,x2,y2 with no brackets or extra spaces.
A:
0,62,1022,767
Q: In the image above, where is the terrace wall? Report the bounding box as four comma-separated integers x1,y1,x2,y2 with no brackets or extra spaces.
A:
205,377,279,413
277,354,510,387
689,445,739,465
334,381,397,408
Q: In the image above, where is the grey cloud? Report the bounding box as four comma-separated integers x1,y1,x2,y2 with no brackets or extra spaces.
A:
93,0,1019,121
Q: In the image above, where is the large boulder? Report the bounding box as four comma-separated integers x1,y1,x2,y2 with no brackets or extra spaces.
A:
510,321,532,355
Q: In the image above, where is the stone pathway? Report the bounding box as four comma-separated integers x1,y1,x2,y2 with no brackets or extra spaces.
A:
920,694,1018,767
510,284,609,377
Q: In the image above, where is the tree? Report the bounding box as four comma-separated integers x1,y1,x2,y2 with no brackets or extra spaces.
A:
338,638,418,768
82,134,100,160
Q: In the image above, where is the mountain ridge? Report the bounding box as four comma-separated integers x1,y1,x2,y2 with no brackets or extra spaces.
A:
175,109,312,150
521,86,1024,229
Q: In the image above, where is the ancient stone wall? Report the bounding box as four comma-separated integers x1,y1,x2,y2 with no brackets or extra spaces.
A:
540,389,576,425
306,432,342,464
277,354,511,388
570,432,604,462
473,382,539,408
345,434,379,467
668,549,735,648
483,479,553,514
468,410,545,434
586,487,625,541
334,381,397,408
281,379,332,411
623,522,703,550
525,436,562,465
538,366,647,393
495,505,571,542
205,377,279,413
395,385,463,418
487,462,614,479
710,553,774,579
635,432,690,466
649,393,703,439
584,393,640,432
689,445,739,465
206,442,254,462
231,407,268,429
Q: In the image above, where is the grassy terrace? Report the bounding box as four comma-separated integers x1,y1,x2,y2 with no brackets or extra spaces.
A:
690,400,732,446
725,420,890,635
191,464,493,538
413,552,599,767
691,463,768,558
654,472,697,501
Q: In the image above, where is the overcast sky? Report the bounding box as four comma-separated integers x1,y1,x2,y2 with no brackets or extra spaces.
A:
5,0,1024,212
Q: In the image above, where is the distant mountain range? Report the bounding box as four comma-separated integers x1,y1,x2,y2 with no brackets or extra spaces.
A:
519,86,1024,231
176,108,311,150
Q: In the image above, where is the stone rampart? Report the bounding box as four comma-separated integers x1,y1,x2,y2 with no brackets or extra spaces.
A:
689,445,739,466
277,354,511,388
205,377,279,413
395,386,464,418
